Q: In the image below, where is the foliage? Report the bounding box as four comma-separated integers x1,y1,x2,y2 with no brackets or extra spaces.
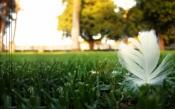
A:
0,51,175,108
58,0,125,41
0,0,16,30
59,0,175,45
126,0,175,42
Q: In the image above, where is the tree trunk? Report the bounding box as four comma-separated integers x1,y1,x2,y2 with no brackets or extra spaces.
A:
71,0,81,51
9,0,20,53
0,1,7,52
9,41,15,53
158,33,164,50
13,0,20,43
10,0,20,53
89,41,94,51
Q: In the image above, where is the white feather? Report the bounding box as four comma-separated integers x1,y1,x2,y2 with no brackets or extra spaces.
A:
118,30,172,86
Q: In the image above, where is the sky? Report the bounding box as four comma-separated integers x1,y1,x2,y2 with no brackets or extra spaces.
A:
114,0,136,10
4,0,136,46
5,0,67,46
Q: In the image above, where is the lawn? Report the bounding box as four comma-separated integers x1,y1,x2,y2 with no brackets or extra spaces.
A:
1,51,117,62
0,51,175,109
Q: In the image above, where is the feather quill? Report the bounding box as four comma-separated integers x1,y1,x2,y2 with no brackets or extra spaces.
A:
118,30,172,86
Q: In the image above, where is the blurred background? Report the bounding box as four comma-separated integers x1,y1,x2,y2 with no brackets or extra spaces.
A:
0,0,175,52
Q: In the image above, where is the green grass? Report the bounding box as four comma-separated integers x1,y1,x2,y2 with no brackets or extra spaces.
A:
1,50,174,61
1,51,118,62
0,51,175,109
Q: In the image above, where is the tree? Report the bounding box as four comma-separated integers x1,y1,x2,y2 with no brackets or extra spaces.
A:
13,0,20,43
9,0,20,53
0,0,15,52
71,0,81,51
58,0,125,50
0,1,7,52
126,0,175,50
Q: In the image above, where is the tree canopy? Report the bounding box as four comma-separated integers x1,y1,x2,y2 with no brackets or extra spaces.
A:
0,0,16,51
58,0,175,50
0,0,16,30
126,0,175,43
58,0,125,41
